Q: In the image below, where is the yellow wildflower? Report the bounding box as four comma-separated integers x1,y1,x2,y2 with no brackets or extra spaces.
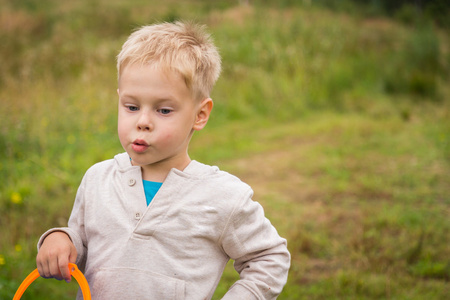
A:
11,192,22,204
0,255,5,265
15,244,22,252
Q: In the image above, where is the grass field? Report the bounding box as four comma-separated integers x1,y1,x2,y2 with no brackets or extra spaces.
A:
1,0,449,299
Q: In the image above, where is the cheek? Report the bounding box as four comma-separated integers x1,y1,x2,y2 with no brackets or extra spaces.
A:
157,129,186,149
117,118,130,144
161,126,192,147
158,132,174,145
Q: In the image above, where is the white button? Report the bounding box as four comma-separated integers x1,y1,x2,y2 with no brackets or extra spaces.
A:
135,212,141,220
128,178,136,186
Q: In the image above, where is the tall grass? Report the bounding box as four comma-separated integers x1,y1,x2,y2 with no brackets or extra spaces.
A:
1,0,449,299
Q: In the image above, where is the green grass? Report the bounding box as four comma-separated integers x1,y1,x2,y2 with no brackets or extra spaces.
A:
1,0,449,299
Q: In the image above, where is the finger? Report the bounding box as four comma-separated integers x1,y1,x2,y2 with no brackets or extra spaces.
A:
58,256,72,283
36,255,51,279
47,254,63,281
69,248,77,264
36,258,46,278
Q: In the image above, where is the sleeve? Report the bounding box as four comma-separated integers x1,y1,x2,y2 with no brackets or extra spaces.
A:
37,177,88,270
220,190,291,300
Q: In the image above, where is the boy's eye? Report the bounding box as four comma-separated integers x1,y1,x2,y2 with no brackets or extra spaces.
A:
127,105,139,111
158,108,172,115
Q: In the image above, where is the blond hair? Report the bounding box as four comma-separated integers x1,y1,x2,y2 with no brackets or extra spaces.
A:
117,21,221,100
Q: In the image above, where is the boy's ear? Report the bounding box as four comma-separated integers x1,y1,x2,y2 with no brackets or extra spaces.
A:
193,98,213,131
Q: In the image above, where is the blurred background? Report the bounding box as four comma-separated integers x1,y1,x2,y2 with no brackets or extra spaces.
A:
1,0,449,299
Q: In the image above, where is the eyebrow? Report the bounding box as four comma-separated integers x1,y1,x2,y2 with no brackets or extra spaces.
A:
119,92,177,101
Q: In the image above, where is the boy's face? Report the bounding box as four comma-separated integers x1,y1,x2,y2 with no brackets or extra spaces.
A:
117,64,211,179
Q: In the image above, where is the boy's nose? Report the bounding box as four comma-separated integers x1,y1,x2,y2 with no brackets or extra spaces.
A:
137,112,153,131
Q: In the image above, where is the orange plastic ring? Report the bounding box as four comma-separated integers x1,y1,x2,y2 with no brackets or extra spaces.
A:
13,263,91,300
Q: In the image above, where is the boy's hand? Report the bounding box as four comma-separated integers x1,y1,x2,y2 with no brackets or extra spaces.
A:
36,231,77,283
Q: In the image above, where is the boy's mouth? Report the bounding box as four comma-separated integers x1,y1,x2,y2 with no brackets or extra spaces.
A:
132,139,149,153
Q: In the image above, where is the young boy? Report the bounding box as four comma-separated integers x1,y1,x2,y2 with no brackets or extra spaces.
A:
36,21,290,299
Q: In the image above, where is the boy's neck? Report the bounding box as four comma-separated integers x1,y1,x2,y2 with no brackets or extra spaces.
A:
135,156,192,182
